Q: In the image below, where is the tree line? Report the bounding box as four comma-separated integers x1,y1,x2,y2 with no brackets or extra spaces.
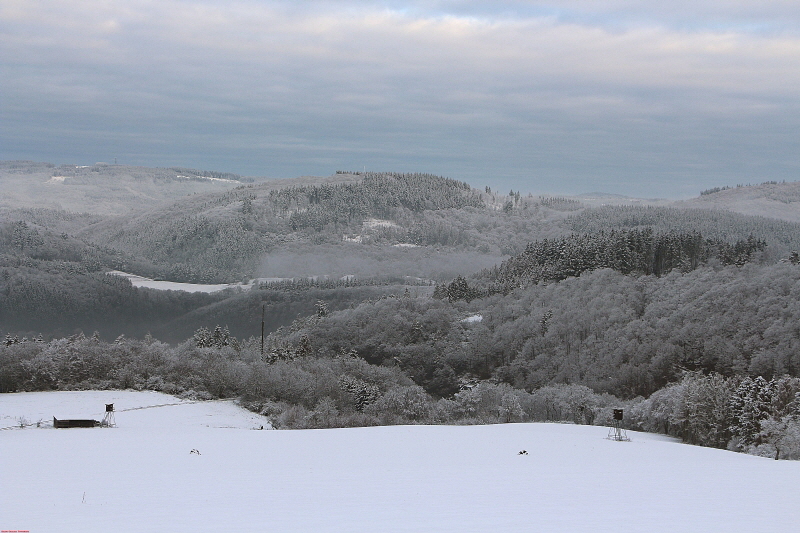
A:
1,329,797,459
567,205,800,257
478,228,766,294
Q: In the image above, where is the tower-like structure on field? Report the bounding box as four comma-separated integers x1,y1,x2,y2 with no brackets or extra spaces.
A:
101,403,116,428
608,408,629,441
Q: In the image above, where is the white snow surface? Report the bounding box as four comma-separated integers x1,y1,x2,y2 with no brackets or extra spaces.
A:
175,174,240,184
2,391,799,533
0,390,270,430
107,271,251,293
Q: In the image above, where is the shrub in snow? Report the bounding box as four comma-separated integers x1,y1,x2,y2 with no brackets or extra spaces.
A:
527,384,604,425
365,385,433,422
499,392,526,423
303,397,339,428
179,389,213,401
275,404,310,429
752,416,800,460
450,382,529,423
339,375,381,412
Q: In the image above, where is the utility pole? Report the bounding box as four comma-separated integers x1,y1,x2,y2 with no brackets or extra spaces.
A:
260,304,265,356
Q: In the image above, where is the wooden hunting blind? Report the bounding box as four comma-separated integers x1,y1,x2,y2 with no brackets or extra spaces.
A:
53,404,116,428
53,417,99,428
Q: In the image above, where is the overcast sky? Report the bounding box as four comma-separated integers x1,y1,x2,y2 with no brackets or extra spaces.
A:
2,1,799,198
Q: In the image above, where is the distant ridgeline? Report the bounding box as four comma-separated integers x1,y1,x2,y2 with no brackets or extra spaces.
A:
700,186,733,196
472,228,766,296
43,163,252,183
700,180,784,196
269,172,482,230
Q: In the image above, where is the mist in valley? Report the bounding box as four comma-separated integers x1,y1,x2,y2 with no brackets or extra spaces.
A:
258,244,505,281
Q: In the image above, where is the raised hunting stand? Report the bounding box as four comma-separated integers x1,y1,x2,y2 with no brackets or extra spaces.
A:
608,408,630,441
101,403,116,428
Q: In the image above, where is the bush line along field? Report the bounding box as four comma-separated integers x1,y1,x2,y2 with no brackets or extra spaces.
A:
2,327,799,460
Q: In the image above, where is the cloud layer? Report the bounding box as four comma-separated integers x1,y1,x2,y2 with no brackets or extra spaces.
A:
2,1,799,197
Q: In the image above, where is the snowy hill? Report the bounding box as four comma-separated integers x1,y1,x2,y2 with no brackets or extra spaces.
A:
0,161,256,216
2,391,798,533
676,181,800,223
567,182,800,223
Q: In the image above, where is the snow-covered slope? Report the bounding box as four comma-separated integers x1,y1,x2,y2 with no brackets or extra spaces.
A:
0,162,249,216
2,391,798,533
569,182,800,223
676,181,800,222
0,390,271,430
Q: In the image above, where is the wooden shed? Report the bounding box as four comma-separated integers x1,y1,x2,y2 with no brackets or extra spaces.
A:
53,417,99,428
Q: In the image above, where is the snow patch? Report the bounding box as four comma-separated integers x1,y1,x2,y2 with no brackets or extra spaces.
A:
175,174,240,184
461,314,483,323
341,219,404,245
107,271,251,293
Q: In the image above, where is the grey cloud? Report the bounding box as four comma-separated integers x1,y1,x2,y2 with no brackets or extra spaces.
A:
1,1,799,198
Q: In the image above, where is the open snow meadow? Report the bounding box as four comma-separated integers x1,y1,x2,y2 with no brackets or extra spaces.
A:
2,391,799,533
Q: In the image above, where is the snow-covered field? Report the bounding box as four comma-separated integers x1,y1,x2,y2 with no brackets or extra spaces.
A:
2,391,799,533
107,271,363,293
107,271,251,293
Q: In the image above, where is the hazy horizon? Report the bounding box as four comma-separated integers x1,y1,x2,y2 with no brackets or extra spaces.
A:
2,1,798,199
3,158,793,201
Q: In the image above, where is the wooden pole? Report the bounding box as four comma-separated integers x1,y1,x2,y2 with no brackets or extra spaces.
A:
260,304,265,356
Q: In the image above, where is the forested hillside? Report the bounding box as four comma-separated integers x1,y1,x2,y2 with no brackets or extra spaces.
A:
74,172,571,283
568,206,800,258
1,170,513,339
3,264,799,458
680,180,800,223
267,263,800,398
479,229,765,294
0,218,220,338
4,167,800,350
3,164,800,459
0,216,430,341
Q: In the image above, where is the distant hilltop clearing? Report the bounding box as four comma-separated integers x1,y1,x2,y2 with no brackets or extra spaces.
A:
677,179,800,223
0,161,261,216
